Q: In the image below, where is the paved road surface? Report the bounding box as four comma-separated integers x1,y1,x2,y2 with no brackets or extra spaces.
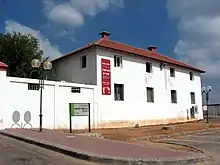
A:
160,129,220,165
0,135,101,165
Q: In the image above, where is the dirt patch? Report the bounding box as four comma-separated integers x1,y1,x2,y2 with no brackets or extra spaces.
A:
57,120,220,141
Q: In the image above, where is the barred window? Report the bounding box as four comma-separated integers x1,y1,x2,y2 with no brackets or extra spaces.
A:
71,87,81,93
28,83,40,90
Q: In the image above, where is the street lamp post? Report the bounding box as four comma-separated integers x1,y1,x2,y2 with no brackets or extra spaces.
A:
30,58,52,132
202,86,212,123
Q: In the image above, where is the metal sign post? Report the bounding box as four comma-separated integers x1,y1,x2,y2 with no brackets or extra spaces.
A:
69,103,91,133
69,103,72,133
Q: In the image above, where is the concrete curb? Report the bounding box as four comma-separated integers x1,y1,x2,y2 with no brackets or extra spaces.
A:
153,140,213,163
0,131,210,165
132,127,220,141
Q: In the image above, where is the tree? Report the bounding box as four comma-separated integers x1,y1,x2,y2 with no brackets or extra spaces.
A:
0,31,43,78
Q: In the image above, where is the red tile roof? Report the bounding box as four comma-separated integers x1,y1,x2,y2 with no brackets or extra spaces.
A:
53,38,205,73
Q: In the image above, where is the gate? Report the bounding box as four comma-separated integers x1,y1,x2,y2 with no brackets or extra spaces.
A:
203,104,220,121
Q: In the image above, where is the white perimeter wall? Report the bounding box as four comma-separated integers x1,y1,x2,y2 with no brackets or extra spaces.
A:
0,72,96,130
95,48,203,128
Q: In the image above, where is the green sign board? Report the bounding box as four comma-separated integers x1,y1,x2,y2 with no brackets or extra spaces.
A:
69,103,89,116
69,103,91,133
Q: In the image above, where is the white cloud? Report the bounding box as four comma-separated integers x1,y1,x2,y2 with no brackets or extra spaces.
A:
5,20,62,60
167,0,220,103
69,0,123,16
47,3,84,28
43,0,124,35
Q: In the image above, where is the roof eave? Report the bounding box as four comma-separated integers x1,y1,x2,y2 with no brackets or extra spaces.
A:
51,40,206,74
52,44,96,63
95,44,205,73
0,62,8,68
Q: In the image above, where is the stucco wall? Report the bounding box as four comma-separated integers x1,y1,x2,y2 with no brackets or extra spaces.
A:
95,47,203,128
0,74,96,130
50,47,97,85
0,44,204,130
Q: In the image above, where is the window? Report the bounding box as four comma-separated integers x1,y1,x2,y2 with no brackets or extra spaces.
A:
28,83,40,90
146,62,152,73
194,106,198,114
190,92,196,104
71,87,81,93
114,84,124,101
170,67,175,77
80,55,87,68
147,87,154,102
171,90,177,103
189,72,194,81
114,55,122,67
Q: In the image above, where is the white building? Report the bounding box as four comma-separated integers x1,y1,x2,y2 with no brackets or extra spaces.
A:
0,31,205,130
50,31,205,128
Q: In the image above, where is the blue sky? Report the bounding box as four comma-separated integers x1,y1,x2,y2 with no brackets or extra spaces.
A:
1,0,220,102
0,0,177,58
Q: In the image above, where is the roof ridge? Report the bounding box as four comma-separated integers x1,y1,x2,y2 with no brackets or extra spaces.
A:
94,38,106,44
104,39,184,64
106,39,150,52
97,39,203,71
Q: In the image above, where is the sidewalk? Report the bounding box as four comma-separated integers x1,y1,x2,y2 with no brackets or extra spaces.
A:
0,129,210,165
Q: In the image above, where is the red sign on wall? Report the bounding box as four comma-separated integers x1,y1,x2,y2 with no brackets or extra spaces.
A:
101,58,111,95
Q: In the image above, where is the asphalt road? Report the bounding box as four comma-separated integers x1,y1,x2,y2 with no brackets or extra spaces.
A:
0,135,101,165
160,129,220,165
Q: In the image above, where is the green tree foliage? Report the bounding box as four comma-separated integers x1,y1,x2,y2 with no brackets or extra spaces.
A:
0,31,43,78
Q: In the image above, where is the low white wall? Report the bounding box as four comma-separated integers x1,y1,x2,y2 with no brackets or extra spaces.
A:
0,75,96,130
